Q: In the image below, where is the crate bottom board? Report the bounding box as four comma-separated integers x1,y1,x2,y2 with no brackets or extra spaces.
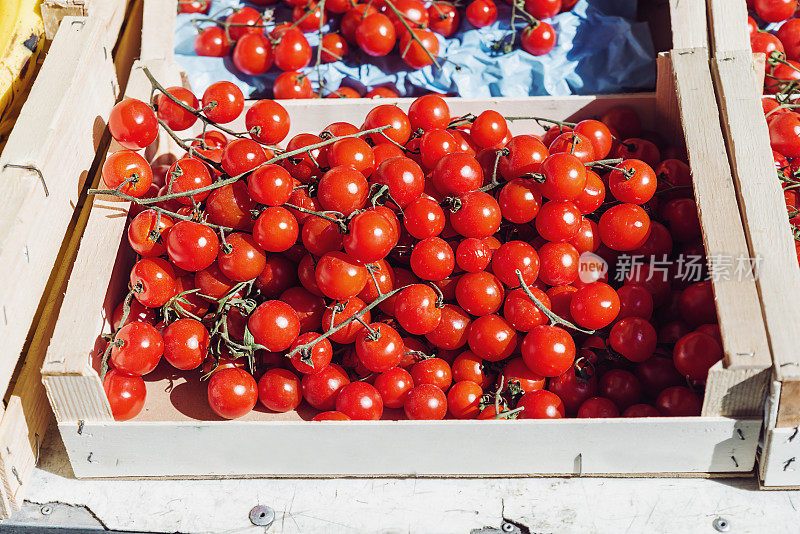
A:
56,416,760,478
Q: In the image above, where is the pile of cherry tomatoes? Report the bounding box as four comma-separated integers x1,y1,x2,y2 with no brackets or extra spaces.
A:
99,76,720,422
748,0,800,264
180,0,572,99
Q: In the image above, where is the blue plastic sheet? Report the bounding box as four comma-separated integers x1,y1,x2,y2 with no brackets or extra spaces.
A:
175,0,655,98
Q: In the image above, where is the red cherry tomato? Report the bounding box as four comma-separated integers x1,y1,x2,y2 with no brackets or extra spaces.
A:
109,98,158,150
103,369,146,421
336,382,384,420
404,384,447,419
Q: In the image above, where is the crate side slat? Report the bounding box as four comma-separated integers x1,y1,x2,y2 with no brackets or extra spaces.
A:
41,59,188,423
664,50,772,418
706,0,750,54
670,0,710,51
0,16,116,405
140,0,176,62
712,51,800,425
58,417,760,478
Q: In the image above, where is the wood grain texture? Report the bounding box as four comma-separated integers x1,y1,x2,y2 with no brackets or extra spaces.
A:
58,417,761,478
706,0,749,54
760,422,800,487
670,50,772,378
670,0,710,51
712,51,800,385
140,0,177,62
0,16,116,410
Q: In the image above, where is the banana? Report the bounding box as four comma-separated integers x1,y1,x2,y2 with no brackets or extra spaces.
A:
0,0,46,154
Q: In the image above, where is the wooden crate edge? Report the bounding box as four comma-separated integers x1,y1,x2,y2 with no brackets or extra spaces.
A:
705,0,750,56
710,50,800,430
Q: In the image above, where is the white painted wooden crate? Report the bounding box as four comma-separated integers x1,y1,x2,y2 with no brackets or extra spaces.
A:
706,0,800,488
36,47,775,478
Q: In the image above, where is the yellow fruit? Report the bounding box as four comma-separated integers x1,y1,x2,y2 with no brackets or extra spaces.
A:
0,0,46,153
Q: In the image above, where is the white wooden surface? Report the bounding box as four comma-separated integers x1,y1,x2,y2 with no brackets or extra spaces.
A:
57,417,760,478
6,430,799,533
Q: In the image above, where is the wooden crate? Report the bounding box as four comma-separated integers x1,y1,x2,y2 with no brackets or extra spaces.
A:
0,0,142,517
706,0,800,488
38,47,774,478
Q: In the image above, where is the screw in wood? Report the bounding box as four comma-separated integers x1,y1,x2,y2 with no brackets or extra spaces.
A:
249,505,275,527
713,517,730,532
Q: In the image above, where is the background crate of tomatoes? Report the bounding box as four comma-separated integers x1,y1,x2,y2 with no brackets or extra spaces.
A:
145,0,711,101
33,38,777,478
706,0,800,489
0,1,139,517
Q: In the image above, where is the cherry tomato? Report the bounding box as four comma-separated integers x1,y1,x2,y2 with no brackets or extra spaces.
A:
194,26,231,57
166,221,220,272
110,322,163,375
569,282,620,330
598,203,651,251
521,21,557,55
301,363,350,410
408,94,451,131
374,367,414,408
248,300,301,351
404,383,447,419
162,318,209,370
608,317,656,363
355,322,404,372
315,251,368,300
432,153,484,197
410,237,455,281
253,206,299,253
466,0,497,27
500,135,549,179
103,369,146,421
336,382,384,420
428,4,460,37
364,104,412,146
221,138,268,176
225,7,264,41
518,389,565,419
455,270,504,315
577,396,619,418
258,368,302,412
102,150,153,197
498,178,542,223
207,367,258,419
130,257,178,308
655,386,701,416
521,325,575,377
754,0,798,23
467,314,518,362
403,197,446,239
356,13,397,57
447,380,483,419
450,191,502,238
673,331,722,382
400,29,440,69
548,364,597,415
608,159,657,204
109,98,158,150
